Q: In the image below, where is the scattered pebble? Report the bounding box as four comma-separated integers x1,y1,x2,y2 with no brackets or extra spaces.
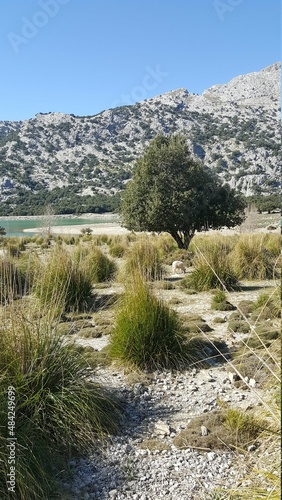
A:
61,364,263,499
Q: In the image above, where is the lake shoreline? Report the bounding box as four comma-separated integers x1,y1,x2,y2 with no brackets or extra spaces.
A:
0,212,118,221
23,222,130,236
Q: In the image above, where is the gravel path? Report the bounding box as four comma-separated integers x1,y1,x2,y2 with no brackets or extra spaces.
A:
62,363,265,499
61,279,277,499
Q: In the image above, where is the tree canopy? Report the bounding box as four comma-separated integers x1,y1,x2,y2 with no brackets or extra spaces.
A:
121,134,246,249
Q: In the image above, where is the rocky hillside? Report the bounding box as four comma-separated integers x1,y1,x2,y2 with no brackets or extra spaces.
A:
0,62,280,213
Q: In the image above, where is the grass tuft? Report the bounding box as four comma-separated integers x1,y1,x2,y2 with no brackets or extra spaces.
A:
123,238,163,281
34,247,93,314
76,245,117,283
182,240,240,291
109,274,193,370
229,234,280,280
0,307,122,499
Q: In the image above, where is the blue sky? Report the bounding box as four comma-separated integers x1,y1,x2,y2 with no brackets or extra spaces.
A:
1,0,281,121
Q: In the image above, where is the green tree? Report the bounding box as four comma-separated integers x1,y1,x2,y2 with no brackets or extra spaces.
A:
121,135,246,249
0,226,5,236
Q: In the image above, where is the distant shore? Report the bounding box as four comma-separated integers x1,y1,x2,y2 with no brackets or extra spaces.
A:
23,222,131,236
0,213,119,221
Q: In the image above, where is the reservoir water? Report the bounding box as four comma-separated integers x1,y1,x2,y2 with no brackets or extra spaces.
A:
0,215,119,238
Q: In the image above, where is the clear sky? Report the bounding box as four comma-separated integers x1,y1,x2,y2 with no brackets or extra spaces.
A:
1,0,281,121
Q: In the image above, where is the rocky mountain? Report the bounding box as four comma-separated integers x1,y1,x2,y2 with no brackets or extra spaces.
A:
0,62,280,214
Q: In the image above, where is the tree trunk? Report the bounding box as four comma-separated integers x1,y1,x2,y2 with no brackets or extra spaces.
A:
170,230,195,250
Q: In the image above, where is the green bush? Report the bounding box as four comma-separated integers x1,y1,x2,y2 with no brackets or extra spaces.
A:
0,309,122,499
124,238,163,281
109,275,192,370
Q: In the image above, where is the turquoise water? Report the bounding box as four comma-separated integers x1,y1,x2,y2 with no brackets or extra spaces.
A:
0,216,119,238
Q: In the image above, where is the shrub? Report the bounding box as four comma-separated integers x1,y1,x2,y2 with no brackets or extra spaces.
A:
109,275,192,370
0,308,122,499
34,248,93,314
77,246,117,283
229,234,279,280
124,238,163,281
182,241,240,291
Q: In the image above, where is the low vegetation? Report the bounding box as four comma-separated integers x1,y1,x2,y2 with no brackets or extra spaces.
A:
182,237,240,291
0,223,280,498
109,274,193,370
123,237,163,281
0,304,122,499
229,233,280,280
34,248,93,314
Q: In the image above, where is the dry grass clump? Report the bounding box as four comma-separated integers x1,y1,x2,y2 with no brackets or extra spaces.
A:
229,234,280,280
154,280,175,290
173,407,271,451
139,439,169,452
0,257,28,304
182,239,240,291
252,287,281,320
76,245,117,283
34,247,93,314
109,241,128,258
123,238,163,281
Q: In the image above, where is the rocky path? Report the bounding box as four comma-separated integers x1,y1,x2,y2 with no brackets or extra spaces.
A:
62,280,277,499
63,363,266,499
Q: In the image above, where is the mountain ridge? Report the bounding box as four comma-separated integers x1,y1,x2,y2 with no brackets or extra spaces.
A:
0,62,280,214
